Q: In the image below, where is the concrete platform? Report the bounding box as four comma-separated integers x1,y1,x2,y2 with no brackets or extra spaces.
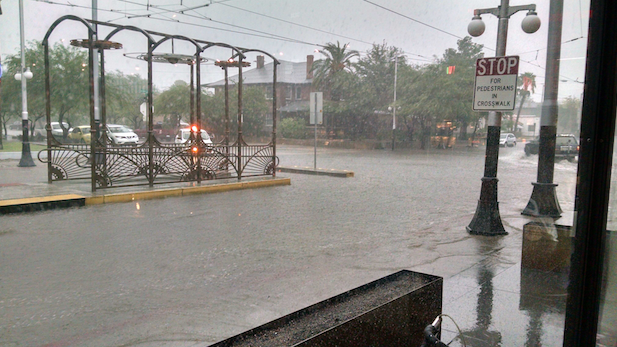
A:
0,154,290,214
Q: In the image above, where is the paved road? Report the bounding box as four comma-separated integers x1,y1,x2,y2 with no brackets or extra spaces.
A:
0,145,578,346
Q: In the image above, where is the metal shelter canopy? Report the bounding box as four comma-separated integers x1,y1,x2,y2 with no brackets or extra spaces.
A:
41,16,279,191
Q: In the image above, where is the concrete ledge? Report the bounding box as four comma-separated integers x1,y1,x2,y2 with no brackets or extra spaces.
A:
1,178,291,214
278,166,354,177
85,178,290,205
0,194,86,214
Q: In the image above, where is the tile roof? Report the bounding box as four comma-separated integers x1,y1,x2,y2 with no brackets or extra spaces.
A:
206,60,312,87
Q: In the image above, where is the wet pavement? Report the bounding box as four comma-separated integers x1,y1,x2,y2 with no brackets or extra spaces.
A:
0,144,604,346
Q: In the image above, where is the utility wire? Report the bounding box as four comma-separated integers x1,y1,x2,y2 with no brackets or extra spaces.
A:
512,36,585,56
33,0,322,47
218,3,429,59
117,0,323,47
362,0,463,40
219,3,374,47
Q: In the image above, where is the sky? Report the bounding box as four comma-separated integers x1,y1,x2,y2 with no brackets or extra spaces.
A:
0,0,589,102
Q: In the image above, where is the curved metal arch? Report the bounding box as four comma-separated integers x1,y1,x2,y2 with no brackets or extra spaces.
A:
152,35,203,53
43,15,95,45
104,25,155,44
236,49,280,65
201,42,246,59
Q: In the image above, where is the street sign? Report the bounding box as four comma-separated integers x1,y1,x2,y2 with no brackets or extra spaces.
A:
473,56,519,111
140,102,147,121
309,92,323,125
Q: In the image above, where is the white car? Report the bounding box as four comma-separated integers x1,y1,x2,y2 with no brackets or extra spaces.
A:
175,128,213,144
105,124,139,145
51,122,69,137
499,133,517,147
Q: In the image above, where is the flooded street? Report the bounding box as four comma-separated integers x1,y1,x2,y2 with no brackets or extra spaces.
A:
0,145,578,346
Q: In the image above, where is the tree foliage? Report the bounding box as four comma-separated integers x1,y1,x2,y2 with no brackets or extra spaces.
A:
311,41,359,102
105,71,150,130
1,41,89,139
202,85,270,139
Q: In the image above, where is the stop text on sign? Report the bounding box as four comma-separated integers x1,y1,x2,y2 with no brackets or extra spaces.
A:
473,56,519,111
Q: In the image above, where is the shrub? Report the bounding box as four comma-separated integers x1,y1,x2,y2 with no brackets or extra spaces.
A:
279,118,307,139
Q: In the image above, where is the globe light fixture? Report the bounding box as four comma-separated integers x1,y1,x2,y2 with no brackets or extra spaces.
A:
521,11,541,33
468,15,486,37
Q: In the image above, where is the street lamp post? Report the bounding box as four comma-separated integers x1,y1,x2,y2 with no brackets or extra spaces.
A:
522,0,564,218
391,55,399,151
466,0,540,235
16,0,35,167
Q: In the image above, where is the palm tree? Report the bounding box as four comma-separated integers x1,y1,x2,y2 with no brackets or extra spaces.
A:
311,41,359,101
513,72,537,134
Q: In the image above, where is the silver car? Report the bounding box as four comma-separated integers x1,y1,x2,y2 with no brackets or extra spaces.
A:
499,133,517,147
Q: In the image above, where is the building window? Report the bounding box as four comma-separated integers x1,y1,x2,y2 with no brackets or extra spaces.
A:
295,86,302,100
286,86,292,100
265,86,273,100
528,124,535,132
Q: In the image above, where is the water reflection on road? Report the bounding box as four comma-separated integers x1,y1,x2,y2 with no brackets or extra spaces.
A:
0,145,578,346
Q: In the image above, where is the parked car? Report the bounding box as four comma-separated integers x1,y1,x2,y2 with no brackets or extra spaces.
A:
51,122,69,138
499,133,517,147
67,125,91,143
105,124,139,145
174,128,213,144
524,134,579,161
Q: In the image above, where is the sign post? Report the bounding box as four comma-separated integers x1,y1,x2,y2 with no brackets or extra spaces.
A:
310,92,323,170
467,55,519,236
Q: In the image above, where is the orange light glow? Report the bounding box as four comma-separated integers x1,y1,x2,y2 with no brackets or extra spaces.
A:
191,125,198,132
192,147,198,153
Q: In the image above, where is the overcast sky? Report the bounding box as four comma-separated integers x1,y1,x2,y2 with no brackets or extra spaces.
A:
0,0,589,101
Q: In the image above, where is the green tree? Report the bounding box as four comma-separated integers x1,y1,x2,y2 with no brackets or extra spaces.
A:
154,80,191,128
558,96,581,135
403,37,483,147
105,71,150,130
2,41,90,139
349,43,406,140
312,41,359,102
201,85,270,139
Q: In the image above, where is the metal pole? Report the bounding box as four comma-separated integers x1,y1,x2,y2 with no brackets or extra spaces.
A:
392,56,398,151
18,0,35,167
272,61,278,177
237,57,243,180
522,0,564,217
190,62,195,126
467,0,509,235
195,49,202,184
314,95,317,170
92,0,100,139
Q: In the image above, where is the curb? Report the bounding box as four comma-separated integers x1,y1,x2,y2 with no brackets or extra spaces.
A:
1,178,291,214
277,166,354,178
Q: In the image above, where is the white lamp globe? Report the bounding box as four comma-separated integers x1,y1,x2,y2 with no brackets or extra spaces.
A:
521,11,541,33
23,67,33,80
468,16,486,37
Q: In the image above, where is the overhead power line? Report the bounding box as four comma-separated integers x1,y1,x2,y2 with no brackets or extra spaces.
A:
362,0,463,40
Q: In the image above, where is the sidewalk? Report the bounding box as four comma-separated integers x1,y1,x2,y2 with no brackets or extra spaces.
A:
0,153,290,214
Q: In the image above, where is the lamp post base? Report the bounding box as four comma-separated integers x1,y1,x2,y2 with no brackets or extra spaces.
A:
18,120,36,167
467,177,508,236
521,182,562,218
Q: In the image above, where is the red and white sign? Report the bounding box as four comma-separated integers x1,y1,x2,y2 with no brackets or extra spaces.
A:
473,56,519,111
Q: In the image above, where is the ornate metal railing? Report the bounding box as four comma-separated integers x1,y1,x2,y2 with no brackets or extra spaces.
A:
39,135,277,189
